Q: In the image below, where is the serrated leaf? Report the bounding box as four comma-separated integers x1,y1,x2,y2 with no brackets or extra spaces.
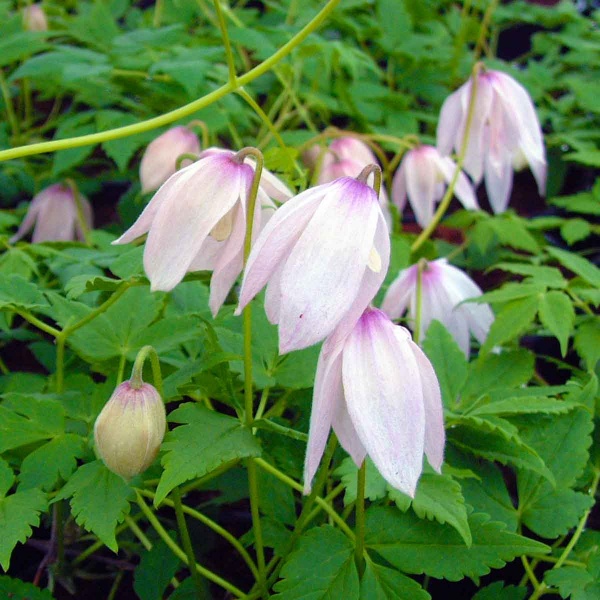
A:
388,472,472,546
561,218,592,245
495,263,566,288
544,566,594,598
0,274,48,311
134,539,181,600
0,575,55,600
273,526,359,599
475,282,545,304
64,274,124,299
487,216,539,253
19,434,86,491
335,457,388,506
365,507,548,581
422,320,467,408
55,461,133,552
472,582,527,600
469,396,576,417
361,560,430,600
547,247,600,288
574,317,600,370
155,404,261,505
481,295,539,354
0,487,47,570
522,488,594,538
538,291,575,356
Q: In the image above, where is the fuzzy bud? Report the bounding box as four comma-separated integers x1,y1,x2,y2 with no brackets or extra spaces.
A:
139,126,201,193
94,381,166,480
23,4,48,32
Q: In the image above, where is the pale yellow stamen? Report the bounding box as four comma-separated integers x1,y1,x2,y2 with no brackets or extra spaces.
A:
368,246,381,273
209,210,233,241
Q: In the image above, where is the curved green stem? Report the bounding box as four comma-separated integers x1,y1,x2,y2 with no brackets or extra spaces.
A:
14,310,60,338
213,0,238,85
135,491,245,598
410,62,482,254
130,345,163,395
0,1,341,164
354,461,366,577
413,258,427,343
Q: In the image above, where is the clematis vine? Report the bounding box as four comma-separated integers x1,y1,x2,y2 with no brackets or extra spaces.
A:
437,68,546,213
392,144,478,227
381,258,494,358
304,307,445,497
10,183,93,244
236,167,390,354
114,148,291,316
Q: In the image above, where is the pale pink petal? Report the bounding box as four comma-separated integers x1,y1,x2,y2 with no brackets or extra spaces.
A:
332,400,366,468
264,261,284,324
391,158,408,212
380,265,418,321
259,167,294,202
32,196,77,242
436,156,479,211
235,186,325,314
437,87,465,156
303,346,344,494
404,149,438,227
10,200,42,243
144,156,250,292
278,181,380,353
484,149,514,214
342,309,425,497
406,337,445,472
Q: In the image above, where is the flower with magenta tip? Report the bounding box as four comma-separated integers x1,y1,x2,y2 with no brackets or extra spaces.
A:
381,258,494,358
10,183,93,244
304,307,445,497
392,145,478,227
437,68,546,214
236,170,390,354
140,126,201,194
113,148,291,316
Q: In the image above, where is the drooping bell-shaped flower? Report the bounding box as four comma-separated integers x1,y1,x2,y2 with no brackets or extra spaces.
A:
392,145,478,227
114,149,291,316
437,69,546,213
381,258,494,358
236,172,390,354
23,4,48,31
94,380,166,480
10,183,93,244
304,307,445,497
305,136,391,225
140,126,201,194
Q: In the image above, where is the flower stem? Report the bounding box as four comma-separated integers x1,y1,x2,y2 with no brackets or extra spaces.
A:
130,345,163,395
213,0,238,85
411,62,482,254
172,487,204,598
0,0,341,163
414,258,427,343
0,69,20,141
354,461,367,577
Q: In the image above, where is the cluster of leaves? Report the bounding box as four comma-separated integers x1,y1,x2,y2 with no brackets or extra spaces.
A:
0,1,599,599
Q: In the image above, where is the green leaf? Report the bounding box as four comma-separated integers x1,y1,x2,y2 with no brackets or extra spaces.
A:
273,526,359,599
155,404,261,505
388,472,472,546
274,345,320,390
469,396,576,417
486,215,540,253
538,291,575,356
462,349,534,402
0,32,48,67
335,457,388,505
365,508,548,581
0,395,65,452
574,317,600,370
472,582,527,600
0,575,55,600
19,434,86,491
361,560,430,600
422,320,468,408
495,263,566,288
545,566,594,599
134,539,181,600
55,461,133,552
97,110,148,172
0,274,48,311
547,247,600,288
561,218,592,245
51,114,96,176
481,295,539,354
550,190,600,216
0,482,47,570
475,282,545,304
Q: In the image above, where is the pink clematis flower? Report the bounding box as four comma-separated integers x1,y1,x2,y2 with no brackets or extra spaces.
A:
10,183,93,244
139,126,201,194
437,69,546,214
381,258,494,358
114,150,291,316
23,4,48,31
236,175,390,354
392,145,478,227
304,307,445,497
306,137,391,224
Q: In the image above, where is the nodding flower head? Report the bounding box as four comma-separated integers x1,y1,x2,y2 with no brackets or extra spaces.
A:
304,307,445,498
437,69,546,213
236,173,390,354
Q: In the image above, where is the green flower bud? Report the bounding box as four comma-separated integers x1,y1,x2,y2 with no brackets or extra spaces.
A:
94,381,166,480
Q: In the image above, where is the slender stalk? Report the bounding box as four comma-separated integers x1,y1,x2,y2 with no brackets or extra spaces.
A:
153,0,164,27
136,491,245,598
354,461,366,576
130,345,163,395
411,62,482,253
0,69,20,141
14,310,61,338
0,1,341,164
254,388,270,422
55,336,66,395
236,87,287,151
413,258,427,343
172,488,204,598
116,354,127,385
213,0,238,85
473,0,500,61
